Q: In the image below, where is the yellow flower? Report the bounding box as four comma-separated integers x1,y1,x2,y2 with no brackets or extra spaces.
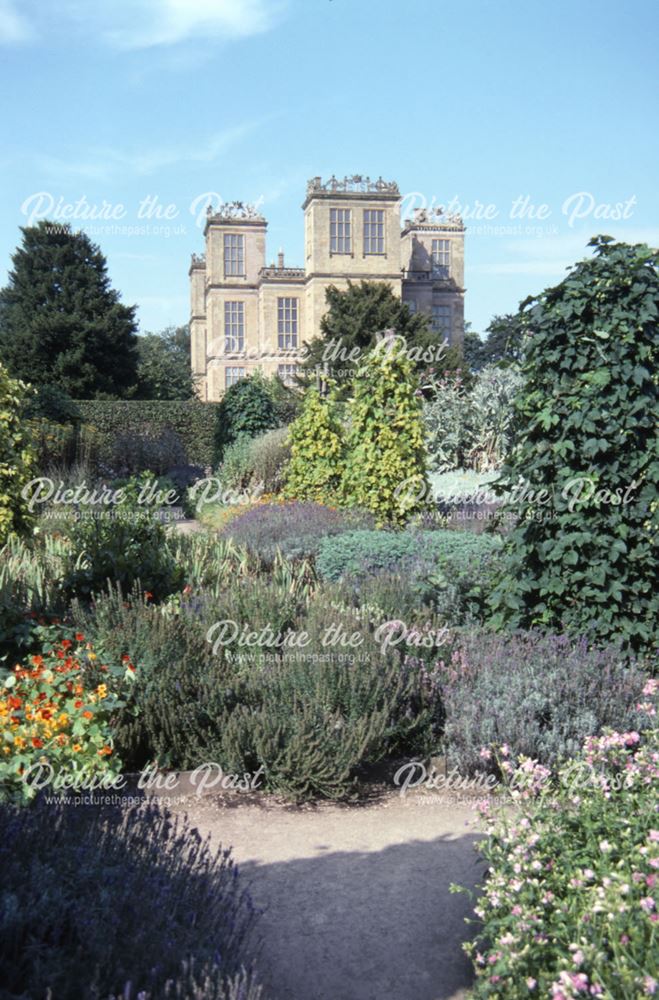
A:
96,684,108,699
72,743,82,752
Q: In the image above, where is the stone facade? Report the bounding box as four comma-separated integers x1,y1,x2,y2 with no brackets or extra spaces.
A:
190,176,465,400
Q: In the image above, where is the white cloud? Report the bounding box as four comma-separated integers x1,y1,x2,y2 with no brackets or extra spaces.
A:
0,0,33,43
63,0,286,49
35,122,258,180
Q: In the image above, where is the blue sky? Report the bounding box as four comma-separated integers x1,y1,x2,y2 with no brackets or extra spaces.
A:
1,0,657,337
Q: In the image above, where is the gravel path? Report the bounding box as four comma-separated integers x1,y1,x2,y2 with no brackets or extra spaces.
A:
169,790,487,1000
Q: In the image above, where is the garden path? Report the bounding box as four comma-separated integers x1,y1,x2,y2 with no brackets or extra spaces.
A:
169,789,486,1000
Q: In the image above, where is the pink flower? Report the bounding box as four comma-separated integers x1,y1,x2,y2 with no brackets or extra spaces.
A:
479,747,492,760
644,977,657,996
640,897,656,913
512,905,523,916
527,978,537,990
650,830,659,843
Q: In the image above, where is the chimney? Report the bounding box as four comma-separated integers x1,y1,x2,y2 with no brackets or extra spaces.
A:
277,249,285,269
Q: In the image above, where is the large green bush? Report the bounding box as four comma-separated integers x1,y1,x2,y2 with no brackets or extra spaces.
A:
215,373,279,461
489,238,659,652
283,387,345,502
74,398,219,468
0,362,36,545
342,339,429,525
0,799,262,1000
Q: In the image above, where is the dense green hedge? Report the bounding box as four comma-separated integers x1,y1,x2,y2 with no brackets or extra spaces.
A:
74,399,219,467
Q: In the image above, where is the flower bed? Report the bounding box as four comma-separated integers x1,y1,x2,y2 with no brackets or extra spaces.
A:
458,680,658,998
0,627,134,801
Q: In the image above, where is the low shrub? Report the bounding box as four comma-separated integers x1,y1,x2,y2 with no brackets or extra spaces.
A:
0,798,262,999
62,476,184,602
0,534,70,662
0,625,132,801
459,686,658,998
220,501,374,563
316,528,499,623
220,427,290,494
74,586,443,799
438,630,652,774
215,373,279,461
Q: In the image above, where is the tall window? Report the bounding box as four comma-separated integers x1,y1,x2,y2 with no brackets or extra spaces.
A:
431,238,450,275
432,304,452,335
278,297,298,349
224,301,244,352
225,366,245,388
224,233,245,276
363,209,385,254
278,364,298,386
330,208,351,253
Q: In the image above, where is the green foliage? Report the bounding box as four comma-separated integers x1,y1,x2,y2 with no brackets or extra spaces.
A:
0,363,36,545
459,703,658,998
481,311,529,365
22,383,81,425
135,324,197,400
439,630,651,775
299,280,460,392
77,588,441,800
220,426,291,494
0,222,139,398
74,398,219,468
489,238,659,652
283,388,345,501
0,798,262,999
461,327,487,371
423,365,522,472
215,373,279,460
62,475,184,602
342,340,430,525
316,528,499,623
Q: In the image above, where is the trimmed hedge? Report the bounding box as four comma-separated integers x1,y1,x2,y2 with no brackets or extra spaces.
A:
74,399,219,467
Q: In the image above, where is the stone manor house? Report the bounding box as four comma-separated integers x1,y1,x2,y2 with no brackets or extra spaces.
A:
189,175,465,399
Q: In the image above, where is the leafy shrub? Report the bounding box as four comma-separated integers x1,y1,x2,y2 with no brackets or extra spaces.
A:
221,426,290,493
422,370,471,472
316,528,499,622
23,383,81,425
423,365,523,473
0,362,36,544
216,599,442,800
26,417,78,470
283,388,344,502
62,476,184,602
74,399,219,468
0,626,133,801
489,238,659,652
0,798,262,999
465,364,523,471
0,533,70,665
342,339,429,525
460,690,658,998
220,501,374,563
438,630,652,774
75,584,443,800
215,373,279,460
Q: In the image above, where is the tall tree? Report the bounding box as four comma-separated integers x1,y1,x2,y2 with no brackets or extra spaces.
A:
299,280,463,393
0,222,138,398
482,312,528,365
135,324,196,400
